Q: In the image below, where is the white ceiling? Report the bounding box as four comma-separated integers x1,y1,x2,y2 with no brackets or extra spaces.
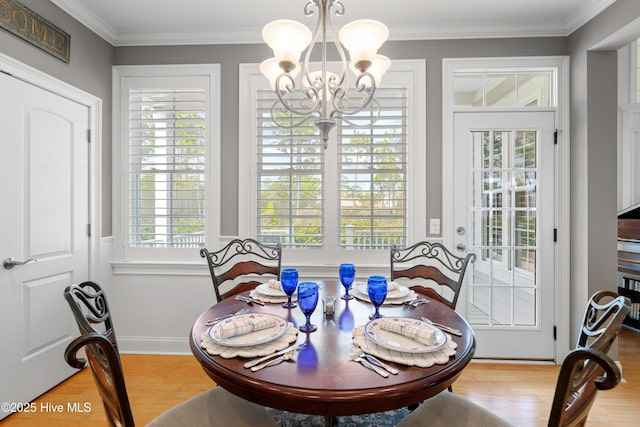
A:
51,0,617,46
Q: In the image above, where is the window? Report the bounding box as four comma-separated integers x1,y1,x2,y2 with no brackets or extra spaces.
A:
113,65,220,261
240,60,425,265
476,129,537,274
454,71,552,108
338,89,408,249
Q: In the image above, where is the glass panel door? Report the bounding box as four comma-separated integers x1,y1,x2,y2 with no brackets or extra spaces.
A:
454,112,555,360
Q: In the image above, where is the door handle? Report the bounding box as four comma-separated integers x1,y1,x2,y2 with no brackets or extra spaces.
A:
3,257,37,269
456,243,467,252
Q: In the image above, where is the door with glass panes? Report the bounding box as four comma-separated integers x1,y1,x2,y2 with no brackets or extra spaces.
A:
453,111,555,360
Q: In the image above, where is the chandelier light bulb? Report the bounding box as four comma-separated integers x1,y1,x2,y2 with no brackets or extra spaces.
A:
339,19,389,72
262,20,312,72
260,57,300,91
350,54,391,87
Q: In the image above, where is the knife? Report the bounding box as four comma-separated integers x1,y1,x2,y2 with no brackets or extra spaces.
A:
363,353,399,375
421,317,463,336
243,343,306,369
357,357,389,378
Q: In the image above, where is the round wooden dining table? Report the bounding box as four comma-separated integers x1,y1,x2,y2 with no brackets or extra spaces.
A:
189,280,475,423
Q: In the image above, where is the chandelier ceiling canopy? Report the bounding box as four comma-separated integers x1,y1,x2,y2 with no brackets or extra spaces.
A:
260,0,390,148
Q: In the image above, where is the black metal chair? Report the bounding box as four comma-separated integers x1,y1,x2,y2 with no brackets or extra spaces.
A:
390,241,476,310
396,291,631,427
200,238,282,302
63,281,277,427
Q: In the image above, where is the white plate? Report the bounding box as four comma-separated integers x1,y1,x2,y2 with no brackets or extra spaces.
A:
355,283,410,299
255,282,287,297
364,317,448,353
208,313,288,347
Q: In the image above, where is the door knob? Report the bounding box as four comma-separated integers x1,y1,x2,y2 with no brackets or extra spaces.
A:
456,243,467,252
3,257,37,269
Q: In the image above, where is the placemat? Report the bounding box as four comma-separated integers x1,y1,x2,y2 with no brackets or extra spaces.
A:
352,325,457,367
200,322,298,358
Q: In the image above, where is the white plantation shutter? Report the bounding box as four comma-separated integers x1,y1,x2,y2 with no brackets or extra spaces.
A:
256,90,324,247
255,87,407,249
339,87,408,248
241,60,425,263
127,77,208,248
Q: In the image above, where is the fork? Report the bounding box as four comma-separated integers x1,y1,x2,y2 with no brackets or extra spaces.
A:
234,295,265,306
250,348,297,372
404,298,429,307
348,346,388,378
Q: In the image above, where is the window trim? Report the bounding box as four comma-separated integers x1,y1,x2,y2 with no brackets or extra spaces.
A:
239,59,426,267
112,64,221,262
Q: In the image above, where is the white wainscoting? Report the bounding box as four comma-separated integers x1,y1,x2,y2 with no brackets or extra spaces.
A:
110,266,215,355
106,237,442,354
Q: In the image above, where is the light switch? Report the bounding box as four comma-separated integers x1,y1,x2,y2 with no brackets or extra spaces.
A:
429,218,440,234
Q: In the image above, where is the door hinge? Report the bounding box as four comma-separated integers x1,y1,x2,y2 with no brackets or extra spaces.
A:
553,325,557,340
554,129,558,145
87,129,91,143
87,224,91,237
553,228,557,242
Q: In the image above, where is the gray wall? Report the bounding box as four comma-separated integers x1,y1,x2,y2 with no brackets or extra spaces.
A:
0,0,114,236
568,0,640,336
114,38,568,237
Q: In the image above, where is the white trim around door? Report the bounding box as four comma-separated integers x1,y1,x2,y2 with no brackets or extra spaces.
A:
442,56,571,363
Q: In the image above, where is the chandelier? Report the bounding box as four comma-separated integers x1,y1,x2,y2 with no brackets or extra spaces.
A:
260,0,390,149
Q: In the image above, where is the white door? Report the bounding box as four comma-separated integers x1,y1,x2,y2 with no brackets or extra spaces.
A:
0,72,89,419
453,111,556,360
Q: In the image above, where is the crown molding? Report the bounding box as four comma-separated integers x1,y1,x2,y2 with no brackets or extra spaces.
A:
566,0,617,34
51,0,117,44
52,0,617,47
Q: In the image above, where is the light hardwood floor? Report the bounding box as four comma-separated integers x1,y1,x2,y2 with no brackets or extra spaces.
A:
2,327,638,426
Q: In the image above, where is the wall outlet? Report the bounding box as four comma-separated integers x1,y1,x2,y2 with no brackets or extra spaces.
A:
429,218,440,234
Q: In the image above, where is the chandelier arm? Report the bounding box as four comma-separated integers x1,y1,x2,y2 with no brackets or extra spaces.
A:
331,72,377,116
275,74,321,117
269,101,316,129
338,99,383,128
302,1,323,88
325,2,348,93
301,0,350,119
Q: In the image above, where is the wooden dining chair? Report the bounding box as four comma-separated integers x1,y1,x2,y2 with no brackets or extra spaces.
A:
397,291,631,427
200,238,282,302
390,241,476,310
63,281,277,427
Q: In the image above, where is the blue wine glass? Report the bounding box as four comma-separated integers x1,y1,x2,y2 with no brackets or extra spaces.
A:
280,268,298,308
367,275,387,319
339,263,356,300
297,282,319,332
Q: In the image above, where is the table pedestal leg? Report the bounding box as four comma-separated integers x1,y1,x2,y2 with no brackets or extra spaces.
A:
324,415,337,426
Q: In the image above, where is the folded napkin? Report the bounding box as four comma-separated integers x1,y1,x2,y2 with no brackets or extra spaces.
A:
387,281,400,291
378,318,436,346
267,279,284,292
218,316,277,339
